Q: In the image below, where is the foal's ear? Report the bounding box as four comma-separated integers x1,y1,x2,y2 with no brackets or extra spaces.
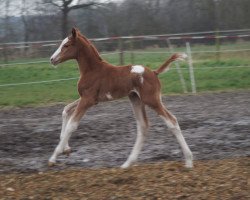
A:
72,27,79,39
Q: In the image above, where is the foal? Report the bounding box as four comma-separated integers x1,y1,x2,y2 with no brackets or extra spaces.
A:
49,28,193,168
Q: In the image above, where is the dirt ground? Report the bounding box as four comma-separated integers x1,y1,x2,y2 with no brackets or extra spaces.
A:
0,91,249,199
0,158,249,199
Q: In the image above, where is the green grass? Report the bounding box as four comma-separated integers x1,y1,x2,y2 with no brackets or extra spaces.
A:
1,44,250,107
0,61,79,107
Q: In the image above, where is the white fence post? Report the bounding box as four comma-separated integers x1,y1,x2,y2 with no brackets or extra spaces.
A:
186,42,197,94
166,39,188,93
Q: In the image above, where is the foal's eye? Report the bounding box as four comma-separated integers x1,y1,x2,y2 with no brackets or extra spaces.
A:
64,44,69,48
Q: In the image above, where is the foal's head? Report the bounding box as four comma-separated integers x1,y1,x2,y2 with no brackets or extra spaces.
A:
50,28,81,65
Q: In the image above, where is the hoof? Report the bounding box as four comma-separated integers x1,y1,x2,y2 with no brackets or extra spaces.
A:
185,161,193,168
63,148,71,156
48,161,56,167
121,162,131,169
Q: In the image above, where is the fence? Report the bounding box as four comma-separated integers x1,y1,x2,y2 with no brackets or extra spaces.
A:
1,29,250,63
0,29,250,96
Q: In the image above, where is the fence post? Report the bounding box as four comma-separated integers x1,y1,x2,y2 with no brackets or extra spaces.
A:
186,42,197,94
215,30,221,62
118,38,124,65
2,44,9,64
166,39,188,93
129,38,134,64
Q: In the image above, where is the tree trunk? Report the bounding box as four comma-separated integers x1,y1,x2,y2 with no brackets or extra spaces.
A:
62,8,69,39
3,0,10,63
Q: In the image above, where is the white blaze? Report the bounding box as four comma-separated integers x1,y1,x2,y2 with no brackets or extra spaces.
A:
50,37,69,61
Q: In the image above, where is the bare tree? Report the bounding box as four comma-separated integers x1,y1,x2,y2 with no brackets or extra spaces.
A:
1,0,249,43
1,0,11,62
44,0,101,38
21,0,30,43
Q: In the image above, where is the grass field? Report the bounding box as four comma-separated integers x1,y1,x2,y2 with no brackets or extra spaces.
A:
0,43,250,107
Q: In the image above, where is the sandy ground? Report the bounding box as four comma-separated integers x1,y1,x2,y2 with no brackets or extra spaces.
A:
0,158,249,199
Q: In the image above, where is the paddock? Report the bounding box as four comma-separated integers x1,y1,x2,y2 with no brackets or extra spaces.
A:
0,91,249,198
0,90,249,198
0,91,249,171
0,30,250,198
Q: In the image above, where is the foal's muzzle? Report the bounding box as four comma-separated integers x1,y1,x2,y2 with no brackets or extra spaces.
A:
50,57,60,66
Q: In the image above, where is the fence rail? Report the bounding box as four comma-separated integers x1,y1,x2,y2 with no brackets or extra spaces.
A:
1,34,250,49
1,28,250,46
1,65,249,88
1,30,250,95
1,47,250,67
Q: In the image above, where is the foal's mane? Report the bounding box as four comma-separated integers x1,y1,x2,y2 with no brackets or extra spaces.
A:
78,34,102,61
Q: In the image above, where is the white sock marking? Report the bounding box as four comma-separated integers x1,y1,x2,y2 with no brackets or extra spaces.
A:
159,115,176,129
159,115,193,168
49,119,78,163
122,104,147,168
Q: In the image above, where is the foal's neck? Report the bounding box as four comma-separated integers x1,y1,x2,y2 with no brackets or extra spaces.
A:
76,45,104,76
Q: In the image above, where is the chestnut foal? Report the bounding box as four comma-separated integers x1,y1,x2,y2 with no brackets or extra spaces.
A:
49,28,193,168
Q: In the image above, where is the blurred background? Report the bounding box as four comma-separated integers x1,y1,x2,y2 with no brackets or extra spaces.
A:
1,0,250,41
0,0,250,106
0,2,249,198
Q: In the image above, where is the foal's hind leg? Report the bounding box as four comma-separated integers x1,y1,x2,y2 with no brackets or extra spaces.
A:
151,100,193,168
121,92,149,168
60,99,80,154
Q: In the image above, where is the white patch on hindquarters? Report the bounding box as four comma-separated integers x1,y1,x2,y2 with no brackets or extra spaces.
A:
106,92,113,100
131,65,145,74
50,37,69,61
131,65,144,84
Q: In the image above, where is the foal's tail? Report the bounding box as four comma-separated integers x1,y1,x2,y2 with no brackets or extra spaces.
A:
154,53,187,75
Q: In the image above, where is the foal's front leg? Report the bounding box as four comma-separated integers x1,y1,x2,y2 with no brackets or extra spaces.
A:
49,98,93,166
60,99,80,154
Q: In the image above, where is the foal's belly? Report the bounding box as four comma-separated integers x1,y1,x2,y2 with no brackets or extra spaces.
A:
97,70,143,102
98,88,131,102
